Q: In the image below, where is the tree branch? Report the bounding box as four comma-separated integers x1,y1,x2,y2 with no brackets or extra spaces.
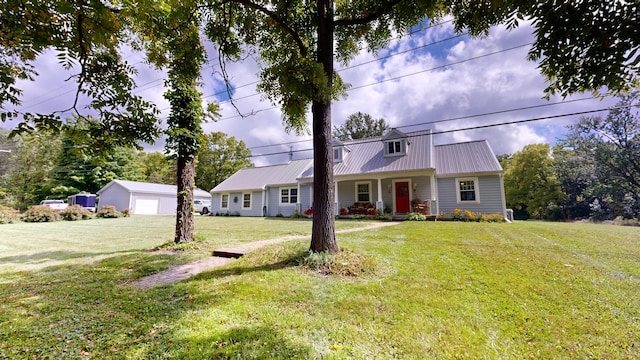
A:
212,0,308,57
334,0,403,27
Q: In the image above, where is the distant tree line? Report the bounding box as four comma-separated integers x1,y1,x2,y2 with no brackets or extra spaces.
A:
501,93,640,221
0,120,252,210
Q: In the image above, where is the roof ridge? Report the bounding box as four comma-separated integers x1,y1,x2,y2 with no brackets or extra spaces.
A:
434,139,487,147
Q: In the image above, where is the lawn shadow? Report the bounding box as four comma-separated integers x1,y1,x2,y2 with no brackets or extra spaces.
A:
191,247,308,282
0,249,144,265
167,324,314,358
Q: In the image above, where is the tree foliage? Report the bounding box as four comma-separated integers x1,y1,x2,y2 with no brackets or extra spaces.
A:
0,131,62,210
555,93,640,219
137,152,176,185
0,0,160,145
503,144,565,219
332,112,389,141
450,0,639,98
196,132,253,191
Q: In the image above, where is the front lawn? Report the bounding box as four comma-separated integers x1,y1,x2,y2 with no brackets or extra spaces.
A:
0,218,638,359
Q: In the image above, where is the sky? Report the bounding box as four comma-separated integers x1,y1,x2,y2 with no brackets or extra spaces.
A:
4,19,619,167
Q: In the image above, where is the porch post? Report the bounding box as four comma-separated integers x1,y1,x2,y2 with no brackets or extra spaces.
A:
430,172,438,216
295,183,301,214
376,178,384,213
334,180,340,215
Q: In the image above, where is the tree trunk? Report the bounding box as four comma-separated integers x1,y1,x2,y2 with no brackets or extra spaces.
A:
310,0,339,254
174,150,196,244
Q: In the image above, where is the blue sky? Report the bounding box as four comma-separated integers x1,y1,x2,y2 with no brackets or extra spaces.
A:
3,19,619,166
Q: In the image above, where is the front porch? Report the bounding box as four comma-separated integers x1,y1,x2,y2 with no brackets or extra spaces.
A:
332,174,438,217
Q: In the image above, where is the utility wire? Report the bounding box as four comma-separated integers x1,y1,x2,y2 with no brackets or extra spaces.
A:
248,104,636,158
246,95,601,150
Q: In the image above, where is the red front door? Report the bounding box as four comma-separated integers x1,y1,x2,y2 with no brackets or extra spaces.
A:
395,182,410,213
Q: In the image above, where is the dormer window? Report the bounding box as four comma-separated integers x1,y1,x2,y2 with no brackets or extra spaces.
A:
332,138,349,162
334,147,343,162
382,128,409,157
388,140,402,154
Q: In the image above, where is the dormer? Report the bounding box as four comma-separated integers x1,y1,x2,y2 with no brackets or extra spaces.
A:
332,138,350,162
382,129,409,157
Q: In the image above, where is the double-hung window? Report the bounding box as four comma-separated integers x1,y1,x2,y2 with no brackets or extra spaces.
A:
242,193,251,209
355,182,371,203
280,188,298,204
220,194,229,209
456,177,479,203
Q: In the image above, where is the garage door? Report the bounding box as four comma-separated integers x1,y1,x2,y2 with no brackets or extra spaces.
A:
134,199,159,215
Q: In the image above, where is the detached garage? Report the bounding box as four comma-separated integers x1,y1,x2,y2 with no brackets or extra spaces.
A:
97,180,211,215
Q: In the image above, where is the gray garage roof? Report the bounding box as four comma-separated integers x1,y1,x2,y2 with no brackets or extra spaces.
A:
434,140,503,176
98,180,211,198
212,159,313,193
301,130,433,178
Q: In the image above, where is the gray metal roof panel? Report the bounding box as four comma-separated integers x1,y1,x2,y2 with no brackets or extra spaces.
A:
212,159,313,192
435,140,502,176
302,130,433,178
99,180,210,197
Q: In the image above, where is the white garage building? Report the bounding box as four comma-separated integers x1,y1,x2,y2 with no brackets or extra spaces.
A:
97,180,212,215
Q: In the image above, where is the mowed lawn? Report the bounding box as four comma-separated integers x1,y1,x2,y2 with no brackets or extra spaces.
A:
0,217,638,359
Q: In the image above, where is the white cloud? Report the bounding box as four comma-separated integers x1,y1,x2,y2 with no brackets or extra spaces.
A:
2,21,620,163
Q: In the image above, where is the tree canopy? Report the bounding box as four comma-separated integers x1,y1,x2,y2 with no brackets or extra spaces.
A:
503,143,565,219
196,132,253,192
333,112,389,141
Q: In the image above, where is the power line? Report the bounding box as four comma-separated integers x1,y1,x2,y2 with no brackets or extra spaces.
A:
212,41,532,122
248,105,634,158
246,96,600,150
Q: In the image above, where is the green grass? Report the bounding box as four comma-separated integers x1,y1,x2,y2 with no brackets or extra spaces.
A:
1,218,639,359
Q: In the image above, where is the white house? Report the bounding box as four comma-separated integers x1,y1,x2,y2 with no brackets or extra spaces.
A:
211,129,507,218
97,180,212,215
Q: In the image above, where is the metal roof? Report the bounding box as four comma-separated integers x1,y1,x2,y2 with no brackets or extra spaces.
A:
301,129,433,178
98,180,211,198
212,159,313,193
434,140,503,176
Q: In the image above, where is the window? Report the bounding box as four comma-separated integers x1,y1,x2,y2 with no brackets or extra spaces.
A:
355,182,371,202
242,193,251,209
456,178,479,203
334,147,342,162
280,188,298,204
385,140,405,156
220,194,229,209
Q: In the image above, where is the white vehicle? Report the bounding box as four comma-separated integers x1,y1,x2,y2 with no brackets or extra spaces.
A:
40,199,68,211
194,199,211,215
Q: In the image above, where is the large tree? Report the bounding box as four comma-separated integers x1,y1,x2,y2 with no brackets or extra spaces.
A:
503,143,565,219
0,131,62,210
557,93,640,219
333,112,389,141
203,1,447,253
196,132,253,191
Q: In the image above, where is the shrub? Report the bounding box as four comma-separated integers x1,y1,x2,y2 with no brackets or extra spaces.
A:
0,205,20,224
481,213,506,223
451,208,465,221
449,209,505,222
96,205,123,218
121,208,130,217
405,212,426,221
290,211,307,219
61,205,94,221
21,205,62,222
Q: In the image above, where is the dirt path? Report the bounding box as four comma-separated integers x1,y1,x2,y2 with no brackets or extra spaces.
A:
130,221,399,289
